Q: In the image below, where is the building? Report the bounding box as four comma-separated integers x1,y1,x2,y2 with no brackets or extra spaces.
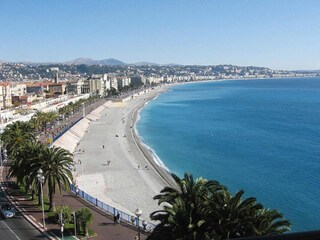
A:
117,76,131,89
66,81,78,95
88,74,107,96
46,83,66,96
79,79,90,94
0,82,12,109
26,83,45,95
10,83,27,96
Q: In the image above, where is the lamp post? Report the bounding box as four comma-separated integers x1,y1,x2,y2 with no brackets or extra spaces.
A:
0,141,2,167
134,208,142,240
61,223,64,239
72,211,76,237
37,168,46,229
75,185,79,197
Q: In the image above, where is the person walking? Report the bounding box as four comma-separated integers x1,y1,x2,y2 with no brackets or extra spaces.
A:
116,212,120,224
113,215,117,225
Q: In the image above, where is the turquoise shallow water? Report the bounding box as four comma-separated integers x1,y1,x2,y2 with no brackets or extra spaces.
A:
136,77,320,232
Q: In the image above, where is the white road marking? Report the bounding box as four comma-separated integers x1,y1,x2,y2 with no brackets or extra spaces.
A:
29,215,36,221
37,222,44,228
1,219,22,240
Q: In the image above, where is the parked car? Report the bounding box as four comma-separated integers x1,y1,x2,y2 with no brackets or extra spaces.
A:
0,204,15,218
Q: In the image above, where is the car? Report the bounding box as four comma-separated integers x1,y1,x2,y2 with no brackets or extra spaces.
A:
0,204,15,218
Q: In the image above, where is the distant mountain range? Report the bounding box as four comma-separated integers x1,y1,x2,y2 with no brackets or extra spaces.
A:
0,58,318,71
64,58,127,66
294,69,320,73
0,57,180,66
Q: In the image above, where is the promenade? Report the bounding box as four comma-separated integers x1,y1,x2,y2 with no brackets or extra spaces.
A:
1,95,154,239
67,86,176,223
1,167,147,239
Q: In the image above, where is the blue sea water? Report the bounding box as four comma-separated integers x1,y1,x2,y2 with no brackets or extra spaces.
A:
136,77,320,232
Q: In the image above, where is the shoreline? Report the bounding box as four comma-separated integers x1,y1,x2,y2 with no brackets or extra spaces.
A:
130,88,178,188
56,85,176,222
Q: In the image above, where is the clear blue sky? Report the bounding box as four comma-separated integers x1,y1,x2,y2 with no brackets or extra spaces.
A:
1,0,319,70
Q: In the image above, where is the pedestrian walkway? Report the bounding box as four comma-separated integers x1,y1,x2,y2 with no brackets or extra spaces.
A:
1,165,147,240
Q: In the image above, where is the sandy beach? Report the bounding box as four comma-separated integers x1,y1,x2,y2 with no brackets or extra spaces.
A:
54,86,175,222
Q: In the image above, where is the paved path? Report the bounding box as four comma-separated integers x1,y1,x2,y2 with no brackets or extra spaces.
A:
2,166,147,240
0,166,48,240
1,95,152,239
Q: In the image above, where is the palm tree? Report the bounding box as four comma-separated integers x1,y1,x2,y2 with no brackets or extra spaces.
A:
9,141,44,187
0,121,36,158
9,141,45,204
149,173,223,240
252,208,291,236
206,189,291,238
76,207,93,236
32,110,57,134
35,146,73,211
149,173,291,240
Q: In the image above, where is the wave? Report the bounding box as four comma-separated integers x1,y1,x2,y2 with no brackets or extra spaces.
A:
134,119,171,173
140,140,171,172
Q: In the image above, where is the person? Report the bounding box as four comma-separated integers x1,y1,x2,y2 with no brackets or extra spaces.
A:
138,165,140,170
113,215,117,225
116,212,120,224
102,145,105,149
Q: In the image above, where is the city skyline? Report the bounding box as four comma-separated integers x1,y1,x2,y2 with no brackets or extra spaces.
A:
1,0,319,70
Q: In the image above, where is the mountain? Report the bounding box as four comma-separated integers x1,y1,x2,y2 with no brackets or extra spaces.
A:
294,69,320,73
65,58,126,66
99,58,126,66
4,57,171,66
64,58,97,65
131,61,159,66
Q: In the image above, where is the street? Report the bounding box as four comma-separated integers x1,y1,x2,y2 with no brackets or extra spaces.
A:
0,185,47,240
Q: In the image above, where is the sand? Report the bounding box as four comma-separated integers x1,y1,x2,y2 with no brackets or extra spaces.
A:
55,86,176,223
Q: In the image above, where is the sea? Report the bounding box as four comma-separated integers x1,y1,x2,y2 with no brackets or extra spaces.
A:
136,77,320,232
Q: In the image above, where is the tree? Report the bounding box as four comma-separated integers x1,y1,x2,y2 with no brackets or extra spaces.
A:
76,208,93,236
0,121,36,158
206,189,291,238
148,173,291,240
149,173,223,240
32,110,58,133
9,141,45,203
53,205,73,224
36,146,73,211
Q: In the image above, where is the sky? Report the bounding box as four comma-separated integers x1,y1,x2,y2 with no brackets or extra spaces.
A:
0,0,319,70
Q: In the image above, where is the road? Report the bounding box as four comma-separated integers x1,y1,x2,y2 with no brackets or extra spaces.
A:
0,170,48,240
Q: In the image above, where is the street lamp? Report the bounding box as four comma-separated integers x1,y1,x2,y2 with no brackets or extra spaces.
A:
37,168,46,229
75,185,79,197
72,211,77,237
0,141,3,167
134,208,142,240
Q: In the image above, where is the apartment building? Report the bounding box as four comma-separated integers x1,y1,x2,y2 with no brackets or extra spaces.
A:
117,76,131,89
0,82,12,109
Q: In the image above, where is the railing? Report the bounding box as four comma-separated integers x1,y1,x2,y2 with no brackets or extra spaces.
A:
52,117,83,142
70,184,154,232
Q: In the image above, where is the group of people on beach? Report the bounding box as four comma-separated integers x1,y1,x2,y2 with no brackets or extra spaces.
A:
137,165,148,170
